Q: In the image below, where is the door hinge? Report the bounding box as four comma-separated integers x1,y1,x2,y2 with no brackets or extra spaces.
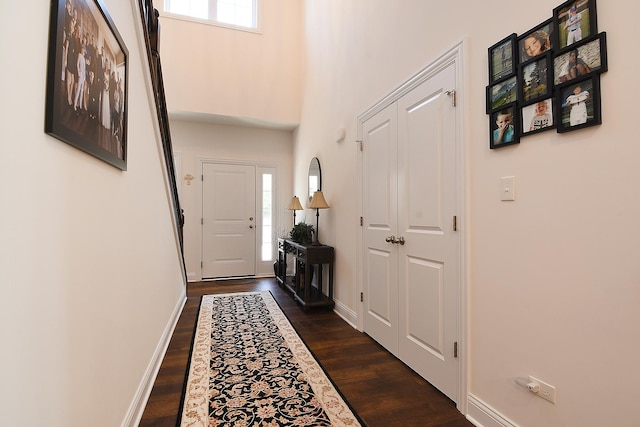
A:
453,215,457,231
360,216,363,226
445,90,456,107
201,261,203,268
357,140,363,151
201,218,204,225
360,292,364,302
201,174,204,181
454,341,458,358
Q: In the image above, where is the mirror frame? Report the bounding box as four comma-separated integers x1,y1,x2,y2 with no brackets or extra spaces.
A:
308,157,321,201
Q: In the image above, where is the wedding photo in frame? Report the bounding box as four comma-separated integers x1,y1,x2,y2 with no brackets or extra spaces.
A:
521,98,555,136
490,103,520,149
519,53,552,104
553,32,607,85
489,33,517,83
518,19,554,64
486,75,518,114
45,0,129,170
554,0,597,51
556,75,601,133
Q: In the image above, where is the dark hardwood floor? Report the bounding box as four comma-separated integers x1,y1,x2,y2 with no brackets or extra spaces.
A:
139,278,472,427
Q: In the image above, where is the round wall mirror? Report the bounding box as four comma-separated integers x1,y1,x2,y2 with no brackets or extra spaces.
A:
308,157,321,200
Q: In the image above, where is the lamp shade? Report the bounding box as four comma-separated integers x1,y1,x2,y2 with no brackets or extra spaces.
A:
288,196,303,211
309,191,330,209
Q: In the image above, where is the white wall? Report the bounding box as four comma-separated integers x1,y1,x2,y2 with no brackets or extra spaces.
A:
295,1,640,426
0,1,185,426
170,119,294,281
158,0,302,126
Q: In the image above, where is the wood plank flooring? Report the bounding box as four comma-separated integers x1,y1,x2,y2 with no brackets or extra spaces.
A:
139,278,473,427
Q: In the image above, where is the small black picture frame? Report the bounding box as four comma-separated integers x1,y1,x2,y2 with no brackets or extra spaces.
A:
489,33,517,83
521,98,555,136
486,75,518,114
553,32,607,85
518,18,554,64
45,0,129,170
490,103,520,149
556,75,601,133
553,0,597,52
519,53,552,104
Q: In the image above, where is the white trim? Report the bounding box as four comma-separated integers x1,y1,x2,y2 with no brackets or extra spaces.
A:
122,291,187,427
356,40,468,412
333,298,358,329
467,395,520,427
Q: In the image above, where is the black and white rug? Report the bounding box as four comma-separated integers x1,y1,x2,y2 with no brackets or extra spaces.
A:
179,291,362,426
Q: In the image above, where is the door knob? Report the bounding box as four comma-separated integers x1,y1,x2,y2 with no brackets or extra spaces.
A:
249,217,254,221
396,236,405,245
249,225,254,229
385,235,396,243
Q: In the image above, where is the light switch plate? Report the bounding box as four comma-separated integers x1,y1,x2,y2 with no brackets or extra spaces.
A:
501,176,515,201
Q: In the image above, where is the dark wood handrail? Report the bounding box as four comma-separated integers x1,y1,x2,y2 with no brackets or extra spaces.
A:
138,0,186,259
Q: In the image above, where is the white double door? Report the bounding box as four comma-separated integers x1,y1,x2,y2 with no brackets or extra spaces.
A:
202,162,256,279
362,63,460,402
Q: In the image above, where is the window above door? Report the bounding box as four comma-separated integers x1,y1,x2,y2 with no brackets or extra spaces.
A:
161,0,262,33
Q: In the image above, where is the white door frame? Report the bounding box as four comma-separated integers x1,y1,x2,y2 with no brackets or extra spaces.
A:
196,157,279,280
356,41,468,413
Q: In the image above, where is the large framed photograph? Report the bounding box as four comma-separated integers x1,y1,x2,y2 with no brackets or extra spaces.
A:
486,75,518,114
521,98,555,136
519,53,552,104
45,0,129,170
518,19,553,64
553,32,607,85
553,0,597,52
556,76,601,133
490,103,520,149
488,33,517,83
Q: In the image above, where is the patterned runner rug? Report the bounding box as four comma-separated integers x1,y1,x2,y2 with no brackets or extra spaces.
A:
179,291,363,427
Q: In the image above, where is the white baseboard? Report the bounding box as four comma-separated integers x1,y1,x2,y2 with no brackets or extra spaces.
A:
333,298,358,329
121,290,187,427
467,394,519,427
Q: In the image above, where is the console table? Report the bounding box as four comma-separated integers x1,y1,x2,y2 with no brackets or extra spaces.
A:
276,238,334,309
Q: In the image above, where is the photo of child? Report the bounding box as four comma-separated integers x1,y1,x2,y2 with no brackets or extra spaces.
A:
522,99,554,135
519,22,552,63
492,108,516,146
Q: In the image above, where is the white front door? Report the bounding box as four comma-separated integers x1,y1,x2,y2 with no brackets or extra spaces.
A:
202,163,256,278
362,62,460,402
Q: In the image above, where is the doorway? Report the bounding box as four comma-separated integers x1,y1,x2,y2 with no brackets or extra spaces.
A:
358,44,466,406
201,161,277,279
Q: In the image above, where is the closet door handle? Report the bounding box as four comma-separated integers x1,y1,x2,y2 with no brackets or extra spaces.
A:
396,236,405,245
385,235,396,243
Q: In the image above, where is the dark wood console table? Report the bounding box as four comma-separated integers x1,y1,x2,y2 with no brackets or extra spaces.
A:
276,238,334,309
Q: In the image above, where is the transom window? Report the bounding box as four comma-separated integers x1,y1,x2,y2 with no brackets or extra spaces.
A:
162,0,260,31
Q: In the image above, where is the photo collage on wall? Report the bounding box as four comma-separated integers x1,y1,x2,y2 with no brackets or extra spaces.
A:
486,0,607,149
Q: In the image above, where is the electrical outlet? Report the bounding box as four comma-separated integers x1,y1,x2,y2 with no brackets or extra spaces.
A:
529,375,556,404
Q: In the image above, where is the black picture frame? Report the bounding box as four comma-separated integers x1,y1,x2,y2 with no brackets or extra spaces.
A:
45,0,129,170
519,53,552,104
553,32,607,85
490,103,520,149
518,18,554,64
555,75,601,133
553,0,597,52
488,33,517,83
521,98,555,136
486,75,518,114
